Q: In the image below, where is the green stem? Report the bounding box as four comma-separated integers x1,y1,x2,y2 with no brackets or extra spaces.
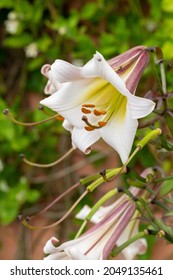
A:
137,198,162,231
87,168,122,192
111,231,147,257
154,175,173,183
137,128,162,149
80,173,101,185
160,62,167,95
149,51,162,94
80,169,114,185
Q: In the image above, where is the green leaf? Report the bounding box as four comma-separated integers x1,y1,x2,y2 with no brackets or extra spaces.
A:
159,178,173,197
0,0,14,8
37,35,52,52
27,56,44,71
0,198,19,225
26,189,40,203
3,33,33,48
81,3,98,19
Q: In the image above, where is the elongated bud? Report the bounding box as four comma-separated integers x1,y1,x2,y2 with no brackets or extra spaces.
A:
108,46,150,93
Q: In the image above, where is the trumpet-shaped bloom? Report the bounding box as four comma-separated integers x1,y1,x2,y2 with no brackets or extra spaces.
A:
43,197,137,260
40,47,155,163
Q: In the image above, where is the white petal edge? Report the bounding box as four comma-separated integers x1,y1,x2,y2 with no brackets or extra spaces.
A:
127,94,155,119
50,59,83,83
72,127,100,154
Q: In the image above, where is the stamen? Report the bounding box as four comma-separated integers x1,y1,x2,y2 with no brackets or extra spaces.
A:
20,147,74,168
39,182,80,215
3,109,60,127
82,116,107,130
81,108,91,114
84,126,95,131
20,189,89,230
56,115,64,121
38,105,64,121
94,109,106,116
38,105,53,116
82,104,95,108
98,121,107,127
38,106,64,121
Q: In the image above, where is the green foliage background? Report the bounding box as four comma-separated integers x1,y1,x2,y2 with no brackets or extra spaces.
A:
0,0,173,259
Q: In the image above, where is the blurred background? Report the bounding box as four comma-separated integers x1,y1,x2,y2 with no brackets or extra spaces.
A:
0,0,173,259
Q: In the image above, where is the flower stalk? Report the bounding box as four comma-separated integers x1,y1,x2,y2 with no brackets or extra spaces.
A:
111,230,148,258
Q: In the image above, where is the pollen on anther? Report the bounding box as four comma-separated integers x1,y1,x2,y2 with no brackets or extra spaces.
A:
56,115,64,121
98,121,107,127
82,104,95,108
85,126,95,131
81,108,91,114
94,109,107,116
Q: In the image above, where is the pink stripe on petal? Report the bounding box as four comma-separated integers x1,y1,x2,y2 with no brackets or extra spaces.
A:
83,200,130,236
102,203,136,259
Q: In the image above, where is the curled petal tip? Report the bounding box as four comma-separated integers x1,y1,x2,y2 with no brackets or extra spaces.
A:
41,64,51,76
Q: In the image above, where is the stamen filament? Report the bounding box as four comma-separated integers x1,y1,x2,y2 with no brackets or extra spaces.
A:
20,147,75,168
21,189,89,230
37,182,80,216
82,116,107,129
3,109,60,127
38,105,53,116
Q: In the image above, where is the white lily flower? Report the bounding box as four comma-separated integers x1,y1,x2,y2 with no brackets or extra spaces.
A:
40,47,155,162
43,198,136,260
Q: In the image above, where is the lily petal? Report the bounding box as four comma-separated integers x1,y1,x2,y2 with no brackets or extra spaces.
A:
100,106,138,163
50,59,83,83
62,119,73,133
43,236,59,254
127,94,155,119
40,78,94,128
72,127,100,154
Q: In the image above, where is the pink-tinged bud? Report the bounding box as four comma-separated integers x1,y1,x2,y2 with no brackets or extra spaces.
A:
108,46,150,93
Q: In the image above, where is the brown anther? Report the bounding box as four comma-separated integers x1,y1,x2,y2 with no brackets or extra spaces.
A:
56,116,64,121
98,121,107,127
101,110,106,115
85,126,95,131
81,108,92,114
94,109,102,116
82,104,95,108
